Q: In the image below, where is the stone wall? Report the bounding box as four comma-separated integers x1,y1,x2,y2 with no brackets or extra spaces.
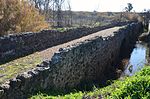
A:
0,22,130,64
0,22,143,99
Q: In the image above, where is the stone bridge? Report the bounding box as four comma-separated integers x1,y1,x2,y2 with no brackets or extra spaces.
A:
0,22,143,99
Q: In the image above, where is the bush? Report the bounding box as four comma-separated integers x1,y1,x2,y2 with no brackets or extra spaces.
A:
135,66,150,76
111,76,150,99
0,0,49,35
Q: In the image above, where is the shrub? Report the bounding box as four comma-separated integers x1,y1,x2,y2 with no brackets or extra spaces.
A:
135,66,150,76
0,0,49,35
111,76,150,99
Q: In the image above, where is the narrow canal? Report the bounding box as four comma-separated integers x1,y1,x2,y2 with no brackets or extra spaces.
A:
121,41,149,76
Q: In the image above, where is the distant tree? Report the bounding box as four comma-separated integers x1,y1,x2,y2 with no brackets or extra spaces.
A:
29,0,53,20
143,9,150,25
29,0,44,12
125,3,133,12
54,0,65,27
29,0,68,27
64,0,72,27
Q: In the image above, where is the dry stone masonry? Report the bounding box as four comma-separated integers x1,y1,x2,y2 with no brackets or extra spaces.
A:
0,22,143,99
0,22,131,64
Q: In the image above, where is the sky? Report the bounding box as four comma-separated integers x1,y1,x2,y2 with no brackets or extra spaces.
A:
69,0,150,12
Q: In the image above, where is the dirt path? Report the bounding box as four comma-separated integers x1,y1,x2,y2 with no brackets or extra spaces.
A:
39,26,122,60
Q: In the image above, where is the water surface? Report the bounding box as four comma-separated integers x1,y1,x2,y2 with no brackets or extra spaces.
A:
121,42,148,76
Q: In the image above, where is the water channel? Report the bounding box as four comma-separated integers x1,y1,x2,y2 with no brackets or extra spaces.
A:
121,41,149,76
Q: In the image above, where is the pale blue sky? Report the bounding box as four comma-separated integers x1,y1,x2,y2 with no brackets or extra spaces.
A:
68,0,150,12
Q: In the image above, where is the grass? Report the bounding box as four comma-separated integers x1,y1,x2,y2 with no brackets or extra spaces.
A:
0,52,43,84
30,66,150,99
52,27,78,32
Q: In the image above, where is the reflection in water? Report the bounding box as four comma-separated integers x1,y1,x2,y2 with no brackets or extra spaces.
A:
121,42,148,76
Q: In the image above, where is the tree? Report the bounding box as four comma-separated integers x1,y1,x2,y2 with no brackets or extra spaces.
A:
142,9,150,29
64,0,72,27
0,0,49,35
28,0,44,12
29,0,53,20
125,3,133,12
54,0,65,27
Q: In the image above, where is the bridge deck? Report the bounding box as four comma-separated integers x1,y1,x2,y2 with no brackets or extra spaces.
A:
0,26,123,83
39,26,122,60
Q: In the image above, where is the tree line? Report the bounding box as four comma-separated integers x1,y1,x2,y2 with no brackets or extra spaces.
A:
28,0,73,27
0,1,149,36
